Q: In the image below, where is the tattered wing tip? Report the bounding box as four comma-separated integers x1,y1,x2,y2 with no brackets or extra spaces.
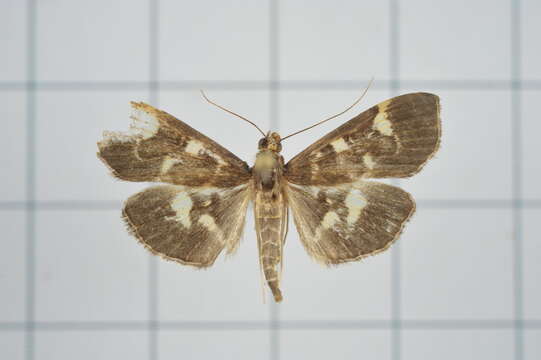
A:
130,100,148,109
97,101,163,157
130,101,161,116
96,104,146,148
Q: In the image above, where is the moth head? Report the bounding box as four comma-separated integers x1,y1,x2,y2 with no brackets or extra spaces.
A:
258,132,282,153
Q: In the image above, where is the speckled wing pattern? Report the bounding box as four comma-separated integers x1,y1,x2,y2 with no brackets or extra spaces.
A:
284,93,440,265
97,102,252,267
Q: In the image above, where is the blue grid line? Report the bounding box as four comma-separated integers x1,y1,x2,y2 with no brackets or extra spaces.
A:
389,1,402,360
24,1,37,360
511,1,524,359
148,1,160,359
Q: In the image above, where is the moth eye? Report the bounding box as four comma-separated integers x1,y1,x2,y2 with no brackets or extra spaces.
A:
258,138,268,148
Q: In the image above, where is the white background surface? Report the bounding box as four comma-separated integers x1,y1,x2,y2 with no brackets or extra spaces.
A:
1,0,540,359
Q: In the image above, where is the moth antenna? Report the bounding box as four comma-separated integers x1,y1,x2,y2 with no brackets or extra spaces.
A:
200,90,267,137
281,78,374,141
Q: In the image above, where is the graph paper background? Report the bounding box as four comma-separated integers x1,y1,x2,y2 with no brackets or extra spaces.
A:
1,0,541,359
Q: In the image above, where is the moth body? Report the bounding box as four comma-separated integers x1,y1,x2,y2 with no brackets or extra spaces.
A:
253,132,287,302
97,93,441,303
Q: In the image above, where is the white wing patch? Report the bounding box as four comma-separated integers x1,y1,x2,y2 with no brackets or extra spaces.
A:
198,214,225,244
185,140,205,154
160,157,182,174
322,211,340,229
345,189,367,225
372,100,393,136
185,140,227,165
363,153,376,169
129,106,160,139
168,192,193,228
199,214,218,231
330,138,349,153
373,113,393,136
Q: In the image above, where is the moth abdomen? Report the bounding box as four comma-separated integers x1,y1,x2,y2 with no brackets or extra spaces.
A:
259,216,284,302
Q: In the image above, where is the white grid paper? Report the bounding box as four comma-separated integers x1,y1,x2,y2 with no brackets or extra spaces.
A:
1,0,541,359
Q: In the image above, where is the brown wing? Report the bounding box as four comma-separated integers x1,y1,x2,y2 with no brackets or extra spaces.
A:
97,102,251,188
286,181,414,265
123,184,251,267
285,93,441,185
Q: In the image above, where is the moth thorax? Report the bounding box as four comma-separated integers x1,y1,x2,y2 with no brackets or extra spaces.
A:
254,151,281,190
254,151,279,171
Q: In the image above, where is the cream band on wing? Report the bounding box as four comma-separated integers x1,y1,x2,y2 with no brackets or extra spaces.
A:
322,211,340,229
345,189,368,225
160,156,183,175
372,101,394,136
330,138,350,153
363,153,376,169
185,139,227,165
168,192,193,228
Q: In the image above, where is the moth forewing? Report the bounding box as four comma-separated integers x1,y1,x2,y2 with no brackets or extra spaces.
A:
97,102,251,187
285,93,440,185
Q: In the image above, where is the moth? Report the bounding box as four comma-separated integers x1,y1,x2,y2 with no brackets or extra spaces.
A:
97,91,440,302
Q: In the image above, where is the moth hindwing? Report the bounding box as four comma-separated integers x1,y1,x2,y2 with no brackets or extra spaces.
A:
97,92,441,302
